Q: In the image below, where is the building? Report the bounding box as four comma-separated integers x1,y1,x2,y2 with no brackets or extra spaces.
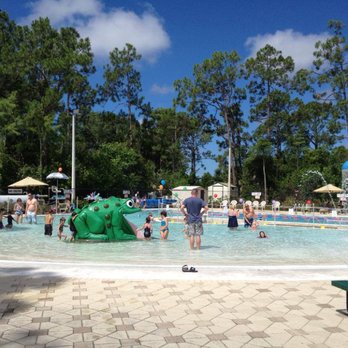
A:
207,182,237,200
171,186,207,204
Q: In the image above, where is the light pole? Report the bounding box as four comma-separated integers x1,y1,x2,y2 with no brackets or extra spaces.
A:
224,132,232,202
71,109,78,205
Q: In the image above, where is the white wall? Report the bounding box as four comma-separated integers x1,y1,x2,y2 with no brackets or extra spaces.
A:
0,195,28,204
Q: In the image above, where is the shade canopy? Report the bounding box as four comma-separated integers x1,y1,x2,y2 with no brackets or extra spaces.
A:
313,184,344,193
8,176,48,188
46,172,69,180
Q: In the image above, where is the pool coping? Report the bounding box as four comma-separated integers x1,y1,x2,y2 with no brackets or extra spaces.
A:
1,259,348,281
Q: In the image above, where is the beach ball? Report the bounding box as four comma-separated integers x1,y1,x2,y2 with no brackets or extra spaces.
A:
160,179,166,185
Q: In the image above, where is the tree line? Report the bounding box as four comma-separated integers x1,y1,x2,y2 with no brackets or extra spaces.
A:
0,11,347,203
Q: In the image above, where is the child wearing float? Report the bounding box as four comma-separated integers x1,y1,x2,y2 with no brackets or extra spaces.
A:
159,211,169,239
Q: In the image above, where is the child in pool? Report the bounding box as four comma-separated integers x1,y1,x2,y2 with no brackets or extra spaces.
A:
57,217,67,240
44,209,54,236
258,231,268,238
142,216,153,240
5,211,16,229
69,212,78,242
182,215,189,238
251,220,258,231
0,208,5,229
159,210,169,239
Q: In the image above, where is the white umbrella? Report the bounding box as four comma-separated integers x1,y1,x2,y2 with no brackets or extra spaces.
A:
46,172,69,212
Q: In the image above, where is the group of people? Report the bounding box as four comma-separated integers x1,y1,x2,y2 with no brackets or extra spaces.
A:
227,202,267,238
0,193,38,230
44,209,78,241
137,189,209,250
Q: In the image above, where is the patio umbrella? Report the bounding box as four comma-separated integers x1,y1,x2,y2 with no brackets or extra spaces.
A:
46,172,69,212
8,176,48,188
313,184,344,193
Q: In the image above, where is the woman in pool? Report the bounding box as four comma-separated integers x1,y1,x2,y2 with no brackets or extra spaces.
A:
258,231,267,238
159,210,169,239
227,204,239,229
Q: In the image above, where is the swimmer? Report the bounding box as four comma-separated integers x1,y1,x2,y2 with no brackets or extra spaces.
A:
258,231,267,238
160,210,169,239
251,220,258,231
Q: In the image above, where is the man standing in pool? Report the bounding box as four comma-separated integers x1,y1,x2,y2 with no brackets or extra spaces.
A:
180,189,208,250
25,192,38,224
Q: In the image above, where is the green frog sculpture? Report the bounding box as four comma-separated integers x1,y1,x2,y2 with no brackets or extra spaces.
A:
69,197,140,241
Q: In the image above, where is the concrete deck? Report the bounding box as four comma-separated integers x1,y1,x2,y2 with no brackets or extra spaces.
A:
1,262,348,347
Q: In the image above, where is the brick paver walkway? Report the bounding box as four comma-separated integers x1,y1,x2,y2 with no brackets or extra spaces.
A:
1,274,348,347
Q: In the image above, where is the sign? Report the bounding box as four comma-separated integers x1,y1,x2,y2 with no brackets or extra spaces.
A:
8,188,22,194
251,192,261,196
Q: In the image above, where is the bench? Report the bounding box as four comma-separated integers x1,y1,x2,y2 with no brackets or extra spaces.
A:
332,280,348,315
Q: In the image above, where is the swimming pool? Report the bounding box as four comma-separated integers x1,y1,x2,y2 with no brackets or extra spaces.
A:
0,212,348,266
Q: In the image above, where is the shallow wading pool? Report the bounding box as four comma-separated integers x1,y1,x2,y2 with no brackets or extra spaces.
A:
0,212,348,266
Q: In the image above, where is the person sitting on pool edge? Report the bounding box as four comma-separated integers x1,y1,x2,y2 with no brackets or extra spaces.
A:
258,231,267,238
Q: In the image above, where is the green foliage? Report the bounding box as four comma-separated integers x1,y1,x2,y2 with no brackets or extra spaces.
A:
0,11,347,205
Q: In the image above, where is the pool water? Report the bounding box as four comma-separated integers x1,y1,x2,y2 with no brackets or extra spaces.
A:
0,213,348,266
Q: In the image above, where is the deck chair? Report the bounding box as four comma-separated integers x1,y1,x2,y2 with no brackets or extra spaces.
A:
230,200,237,208
252,200,259,211
260,201,266,211
272,201,280,212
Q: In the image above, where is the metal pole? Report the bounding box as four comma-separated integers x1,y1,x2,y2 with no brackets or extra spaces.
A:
71,109,78,205
227,138,232,202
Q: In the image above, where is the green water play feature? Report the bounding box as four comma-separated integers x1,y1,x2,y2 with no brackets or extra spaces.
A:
69,197,140,241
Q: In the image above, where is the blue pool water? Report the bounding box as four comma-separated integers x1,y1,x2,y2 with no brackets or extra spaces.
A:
0,212,348,266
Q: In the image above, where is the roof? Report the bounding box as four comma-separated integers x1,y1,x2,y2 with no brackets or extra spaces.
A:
172,186,204,191
208,182,237,188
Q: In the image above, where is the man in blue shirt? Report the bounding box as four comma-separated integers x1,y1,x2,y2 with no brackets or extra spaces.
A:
181,189,208,250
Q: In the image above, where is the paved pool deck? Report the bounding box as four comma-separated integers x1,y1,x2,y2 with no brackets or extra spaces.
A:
1,262,348,347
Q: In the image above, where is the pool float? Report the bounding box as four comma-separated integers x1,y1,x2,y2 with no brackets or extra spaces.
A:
68,197,140,241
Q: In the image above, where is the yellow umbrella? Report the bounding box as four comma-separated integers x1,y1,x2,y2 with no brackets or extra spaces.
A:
8,176,48,187
313,184,344,193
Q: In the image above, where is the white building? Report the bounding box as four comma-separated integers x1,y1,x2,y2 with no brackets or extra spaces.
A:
207,182,237,200
171,186,207,204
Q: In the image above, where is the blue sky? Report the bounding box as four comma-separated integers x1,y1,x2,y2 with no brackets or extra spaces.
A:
1,0,348,173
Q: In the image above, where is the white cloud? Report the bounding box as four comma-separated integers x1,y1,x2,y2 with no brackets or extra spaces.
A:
22,0,102,25
245,29,330,70
21,0,170,63
150,83,173,95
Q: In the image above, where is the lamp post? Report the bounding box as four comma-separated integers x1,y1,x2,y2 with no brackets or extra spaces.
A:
71,109,78,205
